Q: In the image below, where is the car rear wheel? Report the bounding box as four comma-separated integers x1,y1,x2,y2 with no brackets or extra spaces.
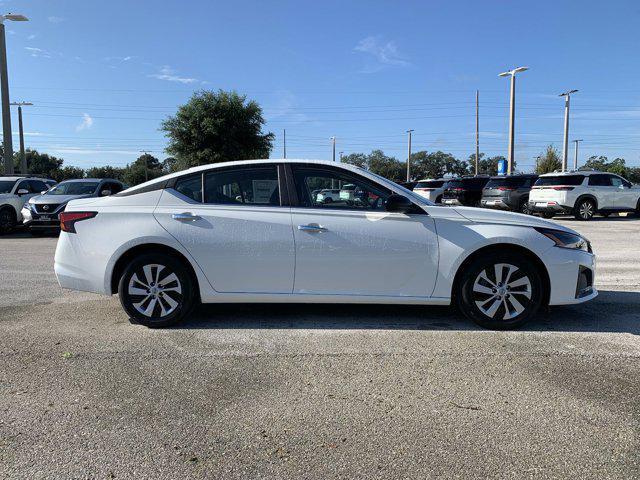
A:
519,199,531,215
574,198,595,220
0,207,16,234
118,253,196,328
456,252,544,329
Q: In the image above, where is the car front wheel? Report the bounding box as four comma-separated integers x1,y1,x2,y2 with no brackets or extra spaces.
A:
118,253,196,328
0,207,16,234
456,252,544,329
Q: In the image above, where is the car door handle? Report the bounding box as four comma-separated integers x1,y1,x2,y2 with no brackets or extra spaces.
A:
298,224,327,232
172,212,201,222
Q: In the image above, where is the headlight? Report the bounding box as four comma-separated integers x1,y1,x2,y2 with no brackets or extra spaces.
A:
22,202,31,210
535,227,591,253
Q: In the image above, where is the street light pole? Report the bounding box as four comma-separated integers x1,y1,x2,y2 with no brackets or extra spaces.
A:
499,66,528,175
573,139,583,171
0,13,28,174
475,90,479,176
330,136,336,162
559,89,578,172
406,129,414,182
10,101,32,174
339,151,344,162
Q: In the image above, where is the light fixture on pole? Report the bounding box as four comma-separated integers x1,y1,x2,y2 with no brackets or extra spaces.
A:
559,89,578,172
10,101,32,174
406,129,414,182
0,13,29,174
498,66,528,175
572,139,583,171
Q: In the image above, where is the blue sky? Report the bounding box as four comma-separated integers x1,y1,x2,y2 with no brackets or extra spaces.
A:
3,0,640,171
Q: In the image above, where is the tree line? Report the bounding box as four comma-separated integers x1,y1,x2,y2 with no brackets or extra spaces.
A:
9,89,640,185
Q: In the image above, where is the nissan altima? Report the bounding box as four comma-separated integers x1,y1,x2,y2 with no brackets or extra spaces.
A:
54,160,597,329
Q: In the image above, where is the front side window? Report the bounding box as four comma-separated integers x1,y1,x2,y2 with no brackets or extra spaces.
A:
609,176,623,188
204,166,280,206
0,179,18,194
29,180,47,193
47,181,100,195
292,166,390,210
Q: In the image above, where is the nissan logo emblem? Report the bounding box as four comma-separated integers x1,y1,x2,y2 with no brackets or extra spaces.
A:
43,205,49,211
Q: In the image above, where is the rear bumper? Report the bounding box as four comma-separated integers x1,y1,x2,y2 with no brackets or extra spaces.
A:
528,201,573,214
480,198,516,210
442,198,462,206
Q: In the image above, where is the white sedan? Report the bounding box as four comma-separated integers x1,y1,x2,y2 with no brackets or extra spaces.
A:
54,160,597,330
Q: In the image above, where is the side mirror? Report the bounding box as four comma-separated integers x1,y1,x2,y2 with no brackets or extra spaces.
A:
100,189,112,197
385,194,414,213
17,188,29,196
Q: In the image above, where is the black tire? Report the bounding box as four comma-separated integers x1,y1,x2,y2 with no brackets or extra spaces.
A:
323,197,333,204
541,212,555,219
574,198,596,221
455,251,544,330
519,199,531,215
118,253,196,328
0,207,16,234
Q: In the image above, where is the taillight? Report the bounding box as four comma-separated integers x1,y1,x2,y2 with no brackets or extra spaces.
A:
451,188,465,192
497,187,515,191
60,211,97,233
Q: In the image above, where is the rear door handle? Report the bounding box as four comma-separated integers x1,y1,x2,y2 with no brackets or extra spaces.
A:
298,224,327,232
172,212,201,222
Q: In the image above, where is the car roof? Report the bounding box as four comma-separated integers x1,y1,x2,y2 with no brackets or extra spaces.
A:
0,176,55,181
58,178,121,183
538,170,603,177
489,173,538,179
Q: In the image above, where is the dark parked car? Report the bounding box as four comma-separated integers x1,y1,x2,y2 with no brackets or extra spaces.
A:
480,174,538,214
441,176,490,207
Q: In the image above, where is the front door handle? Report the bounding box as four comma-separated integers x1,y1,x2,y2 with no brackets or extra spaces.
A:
298,224,327,233
172,212,201,222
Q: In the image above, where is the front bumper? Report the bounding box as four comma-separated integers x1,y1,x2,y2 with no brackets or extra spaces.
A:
22,207,61,229
545,246,597,306
528,201,573,215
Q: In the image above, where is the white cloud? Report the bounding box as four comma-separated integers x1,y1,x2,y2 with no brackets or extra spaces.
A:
25,46,52,58
75,113,94,132
27,34,37,40
354,36,410,72
48,16,64,23
51,147,141,156
149,65,198,84
12,131,54,137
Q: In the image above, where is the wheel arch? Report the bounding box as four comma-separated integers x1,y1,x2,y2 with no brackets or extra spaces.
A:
451,243,551,307
109,243,201,301
574,194,598,211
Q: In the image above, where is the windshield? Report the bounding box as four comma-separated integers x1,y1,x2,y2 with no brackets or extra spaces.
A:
485,177,529,188
535,175,584,186
0,180,17,194
415,180,445,189
47,181,99,196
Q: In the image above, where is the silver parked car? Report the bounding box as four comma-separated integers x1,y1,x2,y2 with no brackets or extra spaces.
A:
22,178,125,235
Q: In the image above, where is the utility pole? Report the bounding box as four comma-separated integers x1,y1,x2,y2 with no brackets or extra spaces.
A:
330,136,336,162
283,129,286,159
0,13,28,174
475,90,479,176
406,129,414,182
339,151,344,162
573,139,583,171
499,66,528,175
535,155,540,173
10,101,31,174
560,89,578,172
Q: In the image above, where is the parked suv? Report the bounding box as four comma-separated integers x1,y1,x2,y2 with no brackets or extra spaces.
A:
412,178,452,203
441,176,490,207
528,171,640,220
22,178,125,234
481,174,538,214
0,176,56,233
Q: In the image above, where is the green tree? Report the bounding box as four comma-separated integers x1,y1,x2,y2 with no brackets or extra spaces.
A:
468,153,511,176
123,154,163,186
627,167,640,184
85,165,126,181
536,145,562,174
584,156,629,178
341,153,368,169
342,150,405,182
52,165,85,182
13,149,64,178
161,90,274,170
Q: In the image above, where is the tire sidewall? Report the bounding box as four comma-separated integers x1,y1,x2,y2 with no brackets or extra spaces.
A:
118,253,195,328
575,198,595,220
456,252,544,329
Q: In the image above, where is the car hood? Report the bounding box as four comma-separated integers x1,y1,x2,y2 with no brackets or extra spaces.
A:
452,206,580,235
29,193,93,204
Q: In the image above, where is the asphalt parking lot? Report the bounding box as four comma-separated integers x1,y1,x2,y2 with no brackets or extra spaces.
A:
1,216,639,479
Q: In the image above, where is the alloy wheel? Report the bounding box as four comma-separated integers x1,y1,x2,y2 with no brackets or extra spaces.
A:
127,263,183,318
579,201,594,220
472,263,532,320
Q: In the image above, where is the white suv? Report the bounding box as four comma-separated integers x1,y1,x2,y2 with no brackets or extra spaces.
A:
412,178,450,203
528,171,640,220
0,176,56,233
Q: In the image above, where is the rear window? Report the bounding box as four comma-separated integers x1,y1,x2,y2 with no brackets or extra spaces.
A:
485,177,529,189
535,175,585,186
448,178,489,189
415,180,445,189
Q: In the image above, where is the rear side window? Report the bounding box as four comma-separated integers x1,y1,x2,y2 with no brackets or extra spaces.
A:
174,175,202,202
204,166,280,206
588,174,612,187
535,175,585,186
